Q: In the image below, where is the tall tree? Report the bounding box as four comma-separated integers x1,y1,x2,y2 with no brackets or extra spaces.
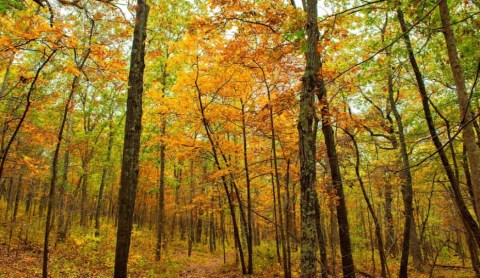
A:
438,0,480,221
113,0,149,276
298,0,320,276
396,5,480,249
313,5,357,278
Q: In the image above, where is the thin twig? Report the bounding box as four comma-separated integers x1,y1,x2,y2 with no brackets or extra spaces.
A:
395,112,480,173
326,0,441,85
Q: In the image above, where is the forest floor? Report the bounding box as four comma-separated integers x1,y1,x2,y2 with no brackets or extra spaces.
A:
0,242,43,277
1,240,477,278
0,241,243,278
0,221,477,277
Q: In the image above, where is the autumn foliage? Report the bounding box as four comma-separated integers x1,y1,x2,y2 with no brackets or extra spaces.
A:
1,0,480,277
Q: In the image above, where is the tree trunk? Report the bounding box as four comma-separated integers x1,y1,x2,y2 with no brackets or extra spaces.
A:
396,7,480,248
113,1,149,276
4,177,13,220
384,181,397,257
80,163,89,227
42,45,88,277
439,0,480,221
188,160,195,257
240,100,254,274
194,57,246,274
95,118,114,237
386,28,415,274
284,159,293,275
57,112,72,242
346,130,388,277
0,50,56,182
8,174,22,252
268,90,290,278
298,1,320,276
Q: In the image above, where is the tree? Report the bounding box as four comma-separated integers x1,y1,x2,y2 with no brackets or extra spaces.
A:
298,0,320,276
113,0,149,276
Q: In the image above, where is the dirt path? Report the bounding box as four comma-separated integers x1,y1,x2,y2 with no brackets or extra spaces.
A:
179,251,241,278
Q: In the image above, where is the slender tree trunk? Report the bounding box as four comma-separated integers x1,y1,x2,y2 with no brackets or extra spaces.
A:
113,2,149,276
384,181,396,257
42,45,88,277
271,162,281,263
386,34,415,276
4,177,13,220
319,77,355,278
346,130,388,277
57,112,72,242
209,200,215,253
156,52,168,259
240,101,253,274
95,118,114,237
0,50,56,183
194,58,246,274
188,160,195,257
265,86,290,277
284,159,293,276
80,162,89,227
8,174,22,252
196,210,203,243
25,179,33,215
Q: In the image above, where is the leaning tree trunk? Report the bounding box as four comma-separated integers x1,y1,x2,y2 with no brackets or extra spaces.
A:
42,44,89,277
386,57,415,276
346,129,388,278
194,59,247,274
303,0,356,274
438,0,480,222
113,1,149,276
319,98,356,278
0,50,56,183
396,7,480,248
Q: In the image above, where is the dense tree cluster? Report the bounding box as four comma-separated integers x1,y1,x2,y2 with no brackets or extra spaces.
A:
0,0,479,277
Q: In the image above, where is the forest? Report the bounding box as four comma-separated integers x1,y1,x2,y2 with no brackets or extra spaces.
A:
0,0,479,277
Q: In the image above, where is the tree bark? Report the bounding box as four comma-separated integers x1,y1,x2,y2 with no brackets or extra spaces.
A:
298,1,320,277
113,1,149,276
